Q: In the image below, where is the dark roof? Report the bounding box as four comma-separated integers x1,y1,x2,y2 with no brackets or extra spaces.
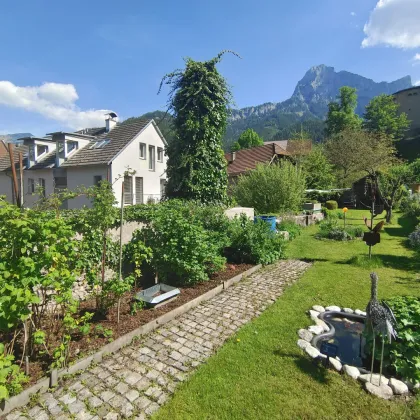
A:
394,86,420,95
30,150,57,169
0,145,28,171
62,119,152,167
265,140,312,155
75,127,107,136
225,143,289,176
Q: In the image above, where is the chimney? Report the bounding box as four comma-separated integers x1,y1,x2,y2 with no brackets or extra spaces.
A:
230,152,236,162
105,112,118,132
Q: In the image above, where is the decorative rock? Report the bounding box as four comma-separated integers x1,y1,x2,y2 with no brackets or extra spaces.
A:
343,308,354,314
389,378,409,395
329,357,342,372
355,309,367,316
404,381,420,391
326,305,341,312
358,373,389,386
298,329,313,342
314,318,330,332
304,345,320,358
309,310,320,321
308,325,323,335
364,382,393,400
312,305,325,313
343,365,360,379
297,339,311,350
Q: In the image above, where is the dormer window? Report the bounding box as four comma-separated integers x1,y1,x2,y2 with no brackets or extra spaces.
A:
36,145,48,157
67,141,78,155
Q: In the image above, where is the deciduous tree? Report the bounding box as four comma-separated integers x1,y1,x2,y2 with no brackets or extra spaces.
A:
231,129,264,151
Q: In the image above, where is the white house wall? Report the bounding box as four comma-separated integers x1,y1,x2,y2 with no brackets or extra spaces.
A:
111,123,167,207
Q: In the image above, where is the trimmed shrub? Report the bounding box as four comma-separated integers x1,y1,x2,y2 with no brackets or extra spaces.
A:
316,219,363,241
325,200,338,210
233,161,306,214
227,216,286,265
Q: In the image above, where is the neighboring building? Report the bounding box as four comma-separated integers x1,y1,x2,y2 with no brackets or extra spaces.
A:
0,140,8,158
0,114,168,208
264,139,312,155
394,86,420,135
225,143,290,181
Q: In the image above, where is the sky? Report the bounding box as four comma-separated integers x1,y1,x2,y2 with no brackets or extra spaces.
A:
0,0,420,136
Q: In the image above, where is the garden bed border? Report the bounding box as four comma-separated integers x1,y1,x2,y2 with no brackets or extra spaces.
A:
0,264,262,416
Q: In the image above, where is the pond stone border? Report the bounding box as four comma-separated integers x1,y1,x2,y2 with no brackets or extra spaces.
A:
297,305,416,400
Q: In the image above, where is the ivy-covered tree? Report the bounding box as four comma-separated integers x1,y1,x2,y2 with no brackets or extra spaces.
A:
160,51,239,203
363,94,410,141
231,129,264,151
325,86,362,137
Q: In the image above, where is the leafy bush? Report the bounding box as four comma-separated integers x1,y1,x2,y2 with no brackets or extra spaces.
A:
227,216,286,265
277,220,302,240
233,162,306,214
408,226,420,250
325,200,338,210
366,296,420,385
140,203,226,285
305,190,342,204
316,219,363,241
400,194,420,218
0,344,28,401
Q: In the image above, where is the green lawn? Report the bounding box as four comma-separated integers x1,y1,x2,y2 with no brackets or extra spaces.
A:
155,210,420,420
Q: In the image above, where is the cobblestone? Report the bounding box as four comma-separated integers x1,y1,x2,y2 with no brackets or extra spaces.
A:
8,260,309,419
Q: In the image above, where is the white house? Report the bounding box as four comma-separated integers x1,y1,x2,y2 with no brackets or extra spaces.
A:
0,114,168,208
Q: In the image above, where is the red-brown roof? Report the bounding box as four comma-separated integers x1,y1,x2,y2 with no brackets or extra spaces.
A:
0,140,7,158
225,143,289,176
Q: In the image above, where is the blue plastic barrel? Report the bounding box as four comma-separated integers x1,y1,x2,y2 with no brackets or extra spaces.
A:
254,215,277,232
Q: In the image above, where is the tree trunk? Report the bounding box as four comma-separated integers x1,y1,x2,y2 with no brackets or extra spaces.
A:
386,207,392,223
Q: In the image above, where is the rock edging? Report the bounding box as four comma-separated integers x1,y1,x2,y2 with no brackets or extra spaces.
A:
296,304,415,400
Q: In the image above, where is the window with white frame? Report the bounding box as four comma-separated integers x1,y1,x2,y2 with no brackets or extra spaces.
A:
36,144,48,157
157,147,164,162
28,178,35,194
149,145,155,171
67,141,78,154
139,143,146,159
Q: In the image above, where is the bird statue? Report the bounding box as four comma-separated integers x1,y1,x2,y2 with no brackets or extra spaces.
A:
366,272,397,385
364,218,385,233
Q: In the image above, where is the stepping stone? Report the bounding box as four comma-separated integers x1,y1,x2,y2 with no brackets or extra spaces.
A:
389,378,409,395
304,345,320,358
314,318,330,332
343,365,360,379
358,373,389,386
297,339,311,350
329,357,342,372
364,381,393,399
308,325,323,335
297,328,313,342
326,305,341,312
309,310,320,321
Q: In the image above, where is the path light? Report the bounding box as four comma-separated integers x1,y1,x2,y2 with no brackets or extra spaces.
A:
343,207,348,229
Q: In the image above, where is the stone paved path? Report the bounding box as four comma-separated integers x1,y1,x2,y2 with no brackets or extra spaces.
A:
5,260,310,420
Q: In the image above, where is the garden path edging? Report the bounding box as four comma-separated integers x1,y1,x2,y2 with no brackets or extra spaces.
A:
0,264,261,416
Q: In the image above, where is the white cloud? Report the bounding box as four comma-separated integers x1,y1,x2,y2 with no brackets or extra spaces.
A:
414,53,420,61
0,81,111,130
350,12,356,16
362,0,420,49
415,80,420,86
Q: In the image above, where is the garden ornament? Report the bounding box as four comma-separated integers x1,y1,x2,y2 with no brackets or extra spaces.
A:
366,272,397,386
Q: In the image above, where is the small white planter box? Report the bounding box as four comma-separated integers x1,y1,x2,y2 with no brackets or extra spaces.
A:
303,203,322,212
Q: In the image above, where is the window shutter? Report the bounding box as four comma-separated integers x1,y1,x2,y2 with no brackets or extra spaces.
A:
135,177,143,204
123,176,133,205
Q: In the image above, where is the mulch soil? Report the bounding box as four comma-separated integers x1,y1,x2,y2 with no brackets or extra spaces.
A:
20,263,253,386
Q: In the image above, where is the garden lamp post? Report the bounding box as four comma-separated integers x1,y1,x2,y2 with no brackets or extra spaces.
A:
343,207,348,229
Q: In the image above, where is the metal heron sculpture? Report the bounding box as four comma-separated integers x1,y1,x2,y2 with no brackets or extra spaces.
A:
366,272,397,385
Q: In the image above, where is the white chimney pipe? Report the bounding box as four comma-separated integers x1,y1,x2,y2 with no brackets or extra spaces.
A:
105,112,118,132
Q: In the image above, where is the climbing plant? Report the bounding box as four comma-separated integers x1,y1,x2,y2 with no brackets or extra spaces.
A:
159,51,240,204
